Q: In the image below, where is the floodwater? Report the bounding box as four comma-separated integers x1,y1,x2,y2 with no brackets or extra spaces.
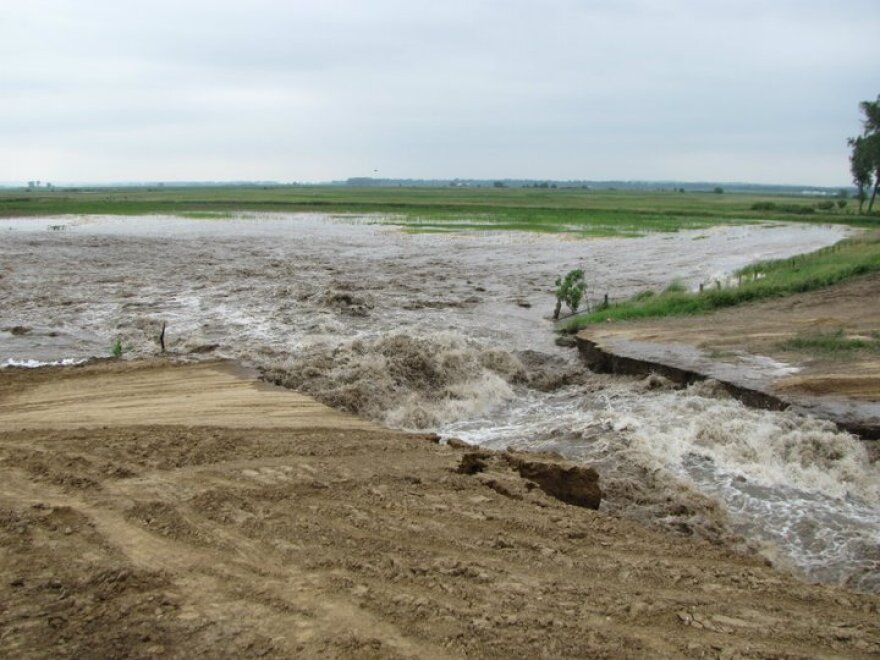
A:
1,213,877,591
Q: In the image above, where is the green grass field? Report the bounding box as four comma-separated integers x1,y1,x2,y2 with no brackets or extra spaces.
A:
563,233,880,331
1,185,877,237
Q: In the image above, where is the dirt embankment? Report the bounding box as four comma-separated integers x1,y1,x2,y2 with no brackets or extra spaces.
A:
577,272,880,438
1,360,878,658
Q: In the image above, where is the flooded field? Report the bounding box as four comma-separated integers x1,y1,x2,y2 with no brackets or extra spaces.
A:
2,213,877,591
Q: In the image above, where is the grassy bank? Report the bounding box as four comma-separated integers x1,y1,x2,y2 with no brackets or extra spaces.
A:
780,329,880,355
564,233,880,330
1,185,877,237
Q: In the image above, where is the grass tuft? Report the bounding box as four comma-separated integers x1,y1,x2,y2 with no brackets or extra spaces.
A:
663,278,687,294
780,329,880,354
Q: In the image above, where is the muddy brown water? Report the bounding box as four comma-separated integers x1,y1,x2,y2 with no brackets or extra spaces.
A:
1,213,877,591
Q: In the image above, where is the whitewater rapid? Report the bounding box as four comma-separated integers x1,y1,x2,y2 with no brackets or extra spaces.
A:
1,213,876,591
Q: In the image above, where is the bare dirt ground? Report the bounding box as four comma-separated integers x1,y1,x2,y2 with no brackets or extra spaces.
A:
0,360,374,431
581,272,880,401
1,361,878,658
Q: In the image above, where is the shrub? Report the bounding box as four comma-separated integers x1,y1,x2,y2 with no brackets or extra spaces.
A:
554,269,587,319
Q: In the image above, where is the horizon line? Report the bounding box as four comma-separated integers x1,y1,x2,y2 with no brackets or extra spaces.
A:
0,178,855,190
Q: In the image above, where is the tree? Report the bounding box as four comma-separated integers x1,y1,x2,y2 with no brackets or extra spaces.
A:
848,95,880,214
553,269,586,320
849,136,872,213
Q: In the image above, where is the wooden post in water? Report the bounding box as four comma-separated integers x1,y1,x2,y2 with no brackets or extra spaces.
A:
159,322,166,353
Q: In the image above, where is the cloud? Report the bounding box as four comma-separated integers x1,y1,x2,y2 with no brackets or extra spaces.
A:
1,0,878,184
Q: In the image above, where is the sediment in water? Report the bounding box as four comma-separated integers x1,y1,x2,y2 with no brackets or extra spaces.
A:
2,214,875,590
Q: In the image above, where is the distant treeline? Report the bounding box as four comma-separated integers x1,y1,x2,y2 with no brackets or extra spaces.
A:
342,177,852,196
0,178,854,197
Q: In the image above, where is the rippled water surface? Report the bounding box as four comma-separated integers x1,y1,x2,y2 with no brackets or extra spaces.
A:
2,213,876,591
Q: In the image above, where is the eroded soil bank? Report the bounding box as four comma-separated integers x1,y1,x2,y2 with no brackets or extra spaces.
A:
1,360,878,658
574,271,880,438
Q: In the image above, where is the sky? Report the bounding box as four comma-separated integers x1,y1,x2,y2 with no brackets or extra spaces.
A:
1,0,879,186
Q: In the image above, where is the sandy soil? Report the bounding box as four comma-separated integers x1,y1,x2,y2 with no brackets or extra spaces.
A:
0,359,374,431
1,360,878,658
581,272,880,401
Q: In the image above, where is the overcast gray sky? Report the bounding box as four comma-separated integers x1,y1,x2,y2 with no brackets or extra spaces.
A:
2,0,878,185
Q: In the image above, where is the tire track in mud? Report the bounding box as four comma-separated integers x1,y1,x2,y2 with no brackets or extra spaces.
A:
0,439,453,659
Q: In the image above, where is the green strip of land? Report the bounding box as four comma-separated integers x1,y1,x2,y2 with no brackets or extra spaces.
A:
780,328,880,354
564,233,880,330
2,185,877,237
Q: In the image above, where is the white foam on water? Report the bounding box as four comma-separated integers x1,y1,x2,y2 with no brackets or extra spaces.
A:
2,357,86,369
616,387,880,590
623,388,877,502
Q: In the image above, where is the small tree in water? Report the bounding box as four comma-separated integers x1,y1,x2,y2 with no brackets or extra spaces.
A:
554,269,586,319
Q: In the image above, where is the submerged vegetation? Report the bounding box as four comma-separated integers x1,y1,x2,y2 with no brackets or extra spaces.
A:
1,185,877,238
564,233,880,330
